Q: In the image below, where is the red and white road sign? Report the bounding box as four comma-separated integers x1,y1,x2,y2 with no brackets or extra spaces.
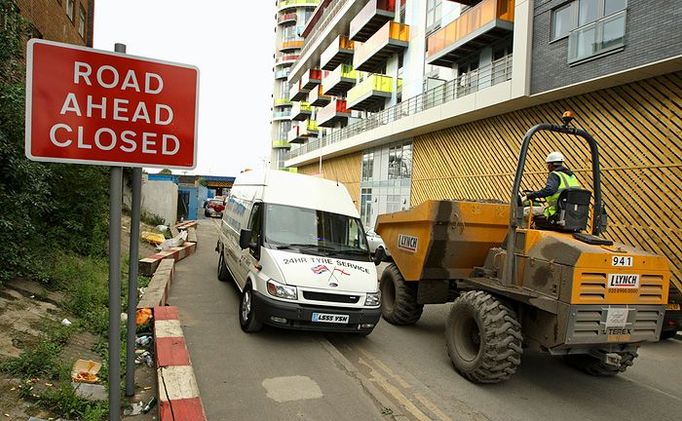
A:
25,39,199,169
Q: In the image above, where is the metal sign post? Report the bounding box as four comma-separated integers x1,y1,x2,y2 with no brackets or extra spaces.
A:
126,167,142,396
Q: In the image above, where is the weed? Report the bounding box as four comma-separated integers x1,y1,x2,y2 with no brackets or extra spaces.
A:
0,339,62,379
141,210,166,227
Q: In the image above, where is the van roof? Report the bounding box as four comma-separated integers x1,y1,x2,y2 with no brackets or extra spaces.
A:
233,170,359,218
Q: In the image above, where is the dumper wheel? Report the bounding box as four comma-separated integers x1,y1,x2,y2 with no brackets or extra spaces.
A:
380,264,423,325
565,350,638,377
445,291,523,384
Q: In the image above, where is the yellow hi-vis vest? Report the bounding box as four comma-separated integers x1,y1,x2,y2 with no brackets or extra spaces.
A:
545,171,581,217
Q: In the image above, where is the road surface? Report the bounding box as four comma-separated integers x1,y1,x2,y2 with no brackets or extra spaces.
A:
168,220,682,421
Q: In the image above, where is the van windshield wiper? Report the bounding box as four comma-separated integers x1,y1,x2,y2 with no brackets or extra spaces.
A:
275,243,336,253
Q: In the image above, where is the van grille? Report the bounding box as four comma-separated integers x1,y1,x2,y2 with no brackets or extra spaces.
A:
302,291,360,304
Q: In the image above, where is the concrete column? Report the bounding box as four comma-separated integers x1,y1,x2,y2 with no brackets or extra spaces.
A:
511,0,534,99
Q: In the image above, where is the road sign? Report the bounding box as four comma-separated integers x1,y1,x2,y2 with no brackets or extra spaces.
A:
25,39,199,169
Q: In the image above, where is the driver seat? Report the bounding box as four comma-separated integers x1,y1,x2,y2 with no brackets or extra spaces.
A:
535,188,592,232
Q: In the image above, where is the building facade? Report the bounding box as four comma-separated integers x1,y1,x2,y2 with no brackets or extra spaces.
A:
270,0,322,170
16,0,95,47
276,0,682,289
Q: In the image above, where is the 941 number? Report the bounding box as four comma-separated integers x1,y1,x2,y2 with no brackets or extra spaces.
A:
612,256,633,267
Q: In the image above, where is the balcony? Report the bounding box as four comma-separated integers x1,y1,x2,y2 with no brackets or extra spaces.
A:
353,21,409,72
321,64,357,97
301,68,325,91
278,0,320,12
317,99,351,127
272,139,291,149
426,0,515,67
272,109,292,121
321,35,355,71
274,68,291,80
287,120,318,143
274,97,291,108
350,0,395,42
275,54,299,66
347,74,394,111
277,12,297,25
291,101,312,121
289,80,309,101
309,86,331,107
280,39,305,52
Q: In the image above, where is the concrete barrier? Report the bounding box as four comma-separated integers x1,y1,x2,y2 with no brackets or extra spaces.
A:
154,306,207,420
138,259,175,309
139,242,197,276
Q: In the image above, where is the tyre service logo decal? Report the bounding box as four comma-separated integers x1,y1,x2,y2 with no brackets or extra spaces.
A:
398,234,418,253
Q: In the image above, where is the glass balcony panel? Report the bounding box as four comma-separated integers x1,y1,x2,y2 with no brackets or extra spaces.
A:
318,99,351,127
277,12,297,25
291,101,313,121
426,0,515,67
272,139,291,149
347,74,394,111
309,85,332,107
278,0,320,12
321,35,355,70
321,64,358,96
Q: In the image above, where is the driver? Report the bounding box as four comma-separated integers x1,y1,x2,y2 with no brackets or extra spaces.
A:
521,152,581,219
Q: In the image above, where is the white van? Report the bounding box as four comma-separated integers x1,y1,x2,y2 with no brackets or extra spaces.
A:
216,170,381,335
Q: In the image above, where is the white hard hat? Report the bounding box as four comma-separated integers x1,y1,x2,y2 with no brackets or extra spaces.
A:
546,151,565,163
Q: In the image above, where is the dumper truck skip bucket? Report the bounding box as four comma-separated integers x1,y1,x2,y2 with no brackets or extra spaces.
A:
376,200,509,281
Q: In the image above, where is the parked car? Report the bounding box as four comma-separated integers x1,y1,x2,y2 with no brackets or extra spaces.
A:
365,228,391,263
204,198,225,218
216,169,381,335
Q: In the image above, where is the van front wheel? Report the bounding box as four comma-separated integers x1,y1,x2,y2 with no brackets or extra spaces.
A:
217,252,231,282
239,287,263,333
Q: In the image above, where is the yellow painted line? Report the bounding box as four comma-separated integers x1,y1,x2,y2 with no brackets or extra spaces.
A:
358,357,432,421
414,392,452,421
356,347,411,389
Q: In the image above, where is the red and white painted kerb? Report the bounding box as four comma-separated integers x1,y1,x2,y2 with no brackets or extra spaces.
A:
154,306,207,420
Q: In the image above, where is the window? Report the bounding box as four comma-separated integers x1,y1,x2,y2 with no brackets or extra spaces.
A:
66,0,75,22
361,188,372,227
567,0,627,63
551,2,576,41
78,6,86,38
551,0,627,42
426,0,442,33
362,152,374,181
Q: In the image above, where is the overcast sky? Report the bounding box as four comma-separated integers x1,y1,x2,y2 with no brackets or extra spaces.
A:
94,1,275,176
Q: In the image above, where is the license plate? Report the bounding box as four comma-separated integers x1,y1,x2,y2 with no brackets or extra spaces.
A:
665,304,681,311
311,312,349,324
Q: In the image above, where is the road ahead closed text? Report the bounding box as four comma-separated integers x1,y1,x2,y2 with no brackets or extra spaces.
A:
25,39,199,169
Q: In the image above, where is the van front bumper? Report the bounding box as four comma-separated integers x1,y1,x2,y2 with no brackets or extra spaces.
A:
251,291,381,333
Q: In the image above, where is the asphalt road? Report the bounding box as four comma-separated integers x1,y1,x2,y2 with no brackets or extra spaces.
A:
169,220,682,421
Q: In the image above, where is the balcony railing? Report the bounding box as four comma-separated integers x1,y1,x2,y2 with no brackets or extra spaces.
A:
321,64,358,97
278,0,320,12
272,139,291,149
287,119,318,143
350,0,396,42
275,54,299,66
321,35,355,71
280,39,305,52
273,109,292,121
290,80,309,101
354,21,409,71
287,54,513,160
347,74,394,111
277,12,297,25
274,97,292,107
291,101,313,121
427,0,514,67
318,98,351,127
299,0,352,61
274,68,291,79
309,85,332,107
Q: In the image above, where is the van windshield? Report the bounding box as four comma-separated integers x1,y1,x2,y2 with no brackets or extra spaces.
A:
264,204,369,259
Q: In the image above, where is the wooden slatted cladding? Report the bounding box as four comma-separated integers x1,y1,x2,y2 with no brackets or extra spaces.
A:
298,151,364,210
412,72,682,290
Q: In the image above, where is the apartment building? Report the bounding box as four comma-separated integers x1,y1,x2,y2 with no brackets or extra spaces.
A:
16,0,95,47
275,0,681,287
271,0,321,170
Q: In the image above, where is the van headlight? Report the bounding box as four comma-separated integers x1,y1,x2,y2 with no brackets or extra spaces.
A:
266,279,297,300
364,292,380,306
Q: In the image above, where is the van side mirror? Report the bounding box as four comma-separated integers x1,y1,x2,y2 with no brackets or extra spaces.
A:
239,229,252,250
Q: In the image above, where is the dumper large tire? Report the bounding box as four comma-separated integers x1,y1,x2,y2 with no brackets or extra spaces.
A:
564,350,638,377
380,264,423,325
445,291,523,384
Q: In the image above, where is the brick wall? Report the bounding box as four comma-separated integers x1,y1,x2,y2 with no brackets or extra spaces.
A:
531,0,682,94
16,0,94,47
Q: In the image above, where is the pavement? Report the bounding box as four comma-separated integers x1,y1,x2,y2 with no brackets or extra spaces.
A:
168,219,682,421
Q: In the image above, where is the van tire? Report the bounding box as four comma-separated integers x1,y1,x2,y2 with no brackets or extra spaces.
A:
380,264,423,325
239,286,263,333
217,252,231,282
445,291,523,384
